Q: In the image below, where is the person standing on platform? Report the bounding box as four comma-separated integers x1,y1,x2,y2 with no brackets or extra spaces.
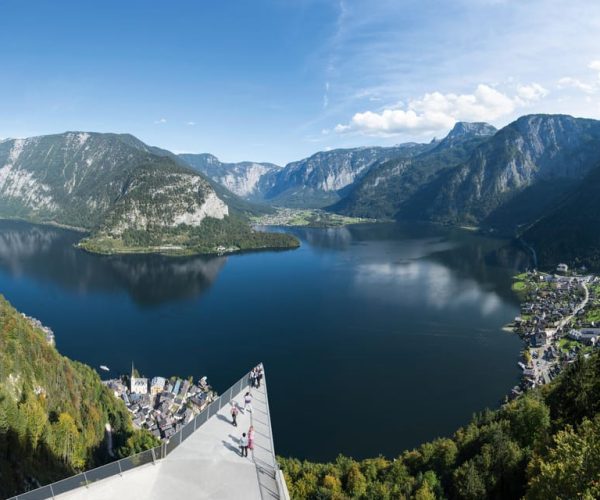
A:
230,403,239,427
244,391,253,413
239,432,249,457
248,425,255,452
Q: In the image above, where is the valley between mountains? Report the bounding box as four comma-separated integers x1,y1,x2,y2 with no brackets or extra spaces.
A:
1,113,600,267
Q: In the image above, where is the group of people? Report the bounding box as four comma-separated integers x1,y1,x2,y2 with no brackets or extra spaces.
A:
228,367,263,458
249,366,263,388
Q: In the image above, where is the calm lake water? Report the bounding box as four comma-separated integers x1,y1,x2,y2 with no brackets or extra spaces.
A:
0,220,529,461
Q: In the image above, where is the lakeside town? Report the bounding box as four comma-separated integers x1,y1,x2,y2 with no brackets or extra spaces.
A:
509,263,600,397
252,207,374,227
102,367,217,441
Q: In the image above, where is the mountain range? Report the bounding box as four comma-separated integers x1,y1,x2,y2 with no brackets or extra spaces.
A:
0,133,297,255
183,114,600,269
1,113,599,266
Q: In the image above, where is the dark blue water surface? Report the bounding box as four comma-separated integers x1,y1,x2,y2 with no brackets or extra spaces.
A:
0,220,529,461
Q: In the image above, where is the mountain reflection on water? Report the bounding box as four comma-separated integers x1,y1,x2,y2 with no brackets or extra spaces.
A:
0,219,531,461
0,221,226,306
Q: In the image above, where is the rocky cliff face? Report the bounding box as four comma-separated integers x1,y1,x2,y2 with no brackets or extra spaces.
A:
0,132,227,231
335,122,496,218
179,153,280,199
262,144,428,208
0,132,298,254
423,115,600,224
181,144,427,208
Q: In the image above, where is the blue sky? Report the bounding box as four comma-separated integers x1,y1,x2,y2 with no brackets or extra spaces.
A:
1,0,600,165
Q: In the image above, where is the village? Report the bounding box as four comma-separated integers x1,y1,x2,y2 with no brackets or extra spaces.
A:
510,263,600,397
102,366,217,441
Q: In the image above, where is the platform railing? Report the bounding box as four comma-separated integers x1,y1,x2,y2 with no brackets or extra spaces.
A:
8,370,252,500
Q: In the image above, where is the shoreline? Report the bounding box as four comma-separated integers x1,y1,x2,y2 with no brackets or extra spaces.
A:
507,270,598,396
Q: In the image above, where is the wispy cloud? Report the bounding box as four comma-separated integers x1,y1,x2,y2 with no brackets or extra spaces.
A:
557,60,600,95
314,1,600,142
187,121,196,126
154,118,167,124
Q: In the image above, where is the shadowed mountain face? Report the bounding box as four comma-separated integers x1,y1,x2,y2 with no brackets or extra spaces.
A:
418,114,600,226
523,162,600,270
333,122,497,219
0,221,226,306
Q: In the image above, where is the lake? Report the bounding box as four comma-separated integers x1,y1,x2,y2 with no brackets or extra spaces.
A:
0,220,529,461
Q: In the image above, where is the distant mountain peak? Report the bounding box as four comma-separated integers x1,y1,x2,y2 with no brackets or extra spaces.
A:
446,121,497,139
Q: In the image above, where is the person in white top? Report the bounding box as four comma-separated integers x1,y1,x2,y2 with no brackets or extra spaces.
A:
243,391,253,413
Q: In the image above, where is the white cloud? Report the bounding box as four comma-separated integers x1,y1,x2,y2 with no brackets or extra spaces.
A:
154,118,167,124
557,77,596,94
588,60,600,72
187,121,196,126
516,83,548,101
556,61,600,95
335,83,543,136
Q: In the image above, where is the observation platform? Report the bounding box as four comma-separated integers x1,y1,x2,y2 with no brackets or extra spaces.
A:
11,365,288,500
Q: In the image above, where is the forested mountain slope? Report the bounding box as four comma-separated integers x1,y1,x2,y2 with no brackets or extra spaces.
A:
0,295,156,498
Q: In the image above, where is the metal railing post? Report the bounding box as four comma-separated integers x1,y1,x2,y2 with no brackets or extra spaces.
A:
49,483,56,499
83,471,90,488
118,459,123,476
151,447,156,464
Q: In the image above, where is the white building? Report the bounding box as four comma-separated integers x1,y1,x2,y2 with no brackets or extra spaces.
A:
131,377,148,395
557,263,568,273
150,376,167,396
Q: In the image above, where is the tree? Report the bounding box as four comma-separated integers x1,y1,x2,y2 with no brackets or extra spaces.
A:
526,415,600,499
414,481,436,500
52,413,81,466
346,463,367,497
504,394,550,449
20,395,47,450
322,474,342,493
119,429,160,457
453,460,486,500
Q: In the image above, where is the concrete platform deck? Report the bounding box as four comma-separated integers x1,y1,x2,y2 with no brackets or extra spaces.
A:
54,370,285,500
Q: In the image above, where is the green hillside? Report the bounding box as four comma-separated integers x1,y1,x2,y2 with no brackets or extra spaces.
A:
0,295,157,498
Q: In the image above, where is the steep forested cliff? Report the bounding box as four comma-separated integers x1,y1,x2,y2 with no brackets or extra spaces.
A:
0,295,156,497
